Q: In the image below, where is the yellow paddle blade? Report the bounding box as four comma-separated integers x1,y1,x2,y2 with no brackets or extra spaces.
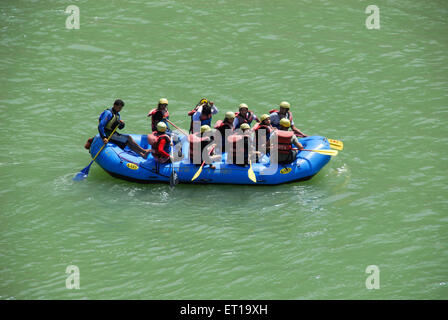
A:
329,143,343,151
248,160,257,183
191,166,203,181
308,149,338,156
328,139,344,150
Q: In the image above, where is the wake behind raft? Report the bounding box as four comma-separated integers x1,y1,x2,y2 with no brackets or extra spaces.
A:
87,134,333,185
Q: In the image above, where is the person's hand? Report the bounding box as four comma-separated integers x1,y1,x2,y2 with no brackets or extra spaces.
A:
209,101,214,106
119,120,124,124
102,138,108,144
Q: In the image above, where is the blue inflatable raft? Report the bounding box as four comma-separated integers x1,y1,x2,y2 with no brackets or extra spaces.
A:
88,134,332,185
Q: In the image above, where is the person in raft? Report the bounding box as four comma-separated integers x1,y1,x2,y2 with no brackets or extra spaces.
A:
98,99,149,158
188,125,220,169
269,101,308,137
147,98,171,134
233,103,260,130
188,98,219,134
252,113,274,159
227,123,259,166
270,118,304,164
147,122,173,164
214,111,235,153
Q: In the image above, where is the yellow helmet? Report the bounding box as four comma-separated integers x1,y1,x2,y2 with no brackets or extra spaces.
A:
279,101,290,109
260,114,270,122
200,125,211,133
200,98,208,105
159,98,168,105
239,103,249,110
279,118,291,128
225,111,235,119
240,123,250,130
157,122,167,132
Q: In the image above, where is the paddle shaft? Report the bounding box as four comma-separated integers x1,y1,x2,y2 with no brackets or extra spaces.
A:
91,125,118,163
165,118,188,136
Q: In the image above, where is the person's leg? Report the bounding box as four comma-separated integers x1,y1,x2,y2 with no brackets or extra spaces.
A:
126,136,150,158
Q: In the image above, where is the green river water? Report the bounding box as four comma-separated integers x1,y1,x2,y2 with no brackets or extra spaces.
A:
1,0,447,299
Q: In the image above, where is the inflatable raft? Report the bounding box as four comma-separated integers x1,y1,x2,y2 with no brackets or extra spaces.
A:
88,134,332,185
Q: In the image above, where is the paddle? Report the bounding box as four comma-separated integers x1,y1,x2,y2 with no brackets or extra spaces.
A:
191,145,216,181
328,139,344,150
293,148,338,156
73,125,118,181
165,118,188,136
169,139,179,188
248,159,257,183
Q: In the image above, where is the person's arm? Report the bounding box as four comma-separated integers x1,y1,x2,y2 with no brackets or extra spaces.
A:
98,111,112,140
210,103,218,114
118,114,125,129
292,135,304,150
192,108,202,122
157,139,171,158
291,125,307,137
253,114,260,123
233,118,239,128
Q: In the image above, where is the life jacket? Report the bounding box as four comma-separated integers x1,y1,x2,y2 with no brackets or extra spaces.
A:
99,108,119,132
275,130,294,154
235,111,255,128
253,123,273,149
214,119,233,131
227,134,250,164
269,109,293,126
188,133,212,163
148,108,170,132
149,131,171,163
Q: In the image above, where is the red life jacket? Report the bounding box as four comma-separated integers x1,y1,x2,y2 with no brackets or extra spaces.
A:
214,119,233,130
235,111,254,127
275,130,294,154
269,109,293,122
148,108,170,132
253,123,273,149
148,131,171,163
253,123,272,133
227,134,250,164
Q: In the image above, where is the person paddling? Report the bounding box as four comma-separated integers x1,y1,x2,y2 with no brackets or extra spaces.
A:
270,118,304,164
233,103,259,130
98,99,149,158
147,122,173,164
269,101,308,137
214,111,235,153
147,98,171,134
